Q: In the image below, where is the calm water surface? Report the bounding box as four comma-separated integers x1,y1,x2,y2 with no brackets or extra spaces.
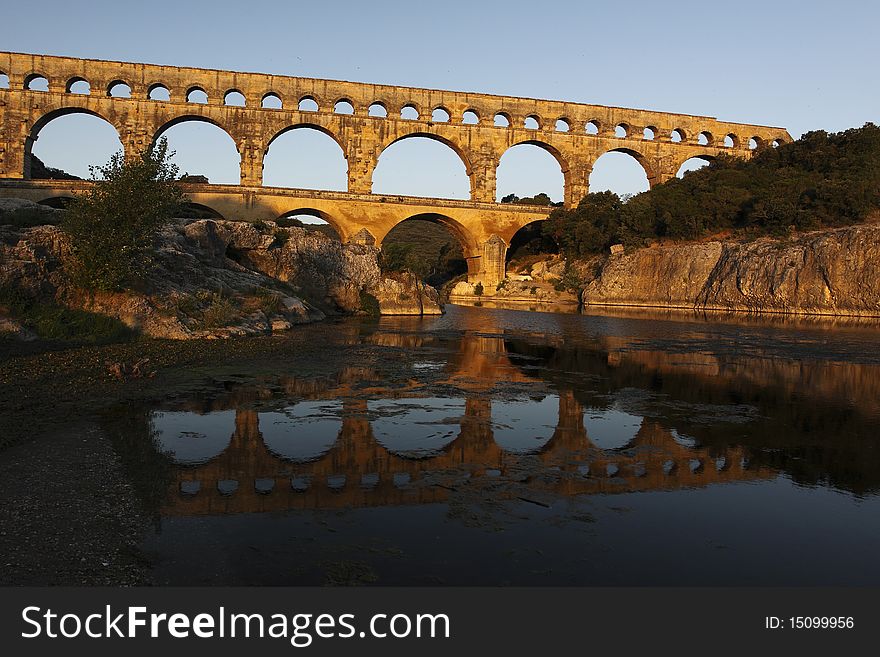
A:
126,305,880,585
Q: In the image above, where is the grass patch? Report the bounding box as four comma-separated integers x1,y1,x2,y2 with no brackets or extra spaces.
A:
0,207,60,229
0,286,135,344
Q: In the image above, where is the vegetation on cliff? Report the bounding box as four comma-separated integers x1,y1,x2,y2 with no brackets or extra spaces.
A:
544,123,880,257
62,139,185,291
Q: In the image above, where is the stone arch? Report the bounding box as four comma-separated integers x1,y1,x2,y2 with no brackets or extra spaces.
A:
506,219,557,263
298,95,319,112
0,70,9,89
152,115,237,147
589,149,660,195
152,115,241,184
400,103,420,120
261,92,283,109
147,83,171,101
275,208,345,241
178,202,226,219
368,101,388,117
373,131,474,199
265,122,346,153
186,86,208,104
334,98,355,114
263,124,348,191
107,80,131,98
26,106,125,178
377,212,479,258
38,196,77,209
224,89,246,106
65,76,90,94
497,139,569,203
24,73,49,91
675,154,714,178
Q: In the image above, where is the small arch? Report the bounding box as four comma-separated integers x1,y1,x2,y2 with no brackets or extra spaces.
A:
462,109,480,125
186,87,208,104
148,83,170,101
25,74,49,91
431,106,450,123
66,77,90,94
670,128,685,143
261,92,283,109
334,99,354,114
585,120,600,135
698,131,713,146
107,80,131,98
555,118,570,132
749,136,763,150
724,134,738,148
276,209,343,241
615,123,629,138
643,126,656,141
298,96,319,112
0,72,9,89
524,115,541,130
224,89,246,107
771,138,782,148
494,112,511,127
368,102,388,117
400,104,419,120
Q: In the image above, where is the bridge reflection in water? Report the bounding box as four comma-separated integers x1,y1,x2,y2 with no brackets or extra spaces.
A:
153,331,771,517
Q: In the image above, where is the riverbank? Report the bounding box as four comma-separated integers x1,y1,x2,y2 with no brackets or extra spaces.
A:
451,222,880,318
0,199,443,344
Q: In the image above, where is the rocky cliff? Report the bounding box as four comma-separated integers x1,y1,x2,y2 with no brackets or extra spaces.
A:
0,200,442,339
581,224,880,316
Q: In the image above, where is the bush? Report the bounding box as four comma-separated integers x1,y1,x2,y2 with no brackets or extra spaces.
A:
473,282,484,296
62,138,185,292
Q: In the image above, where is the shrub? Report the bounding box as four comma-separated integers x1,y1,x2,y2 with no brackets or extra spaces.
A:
61,138,185,291
473,282,484,296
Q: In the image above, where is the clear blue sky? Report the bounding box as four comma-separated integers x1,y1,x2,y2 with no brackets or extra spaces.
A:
5,0,878,203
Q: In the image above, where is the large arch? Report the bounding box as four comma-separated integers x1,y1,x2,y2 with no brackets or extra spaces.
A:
263,124,348,191
372,133,472,200
496,140,567,203
506,219,558,263
26,107,124,179
152,116,240,185
589,148,654,197
380,214,470,286
276,207,345,241
675,154,714,178
378,212,479,273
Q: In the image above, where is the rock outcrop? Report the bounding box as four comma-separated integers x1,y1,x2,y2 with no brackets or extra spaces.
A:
0,208,443,339
372,272,443,315
581,224,880,316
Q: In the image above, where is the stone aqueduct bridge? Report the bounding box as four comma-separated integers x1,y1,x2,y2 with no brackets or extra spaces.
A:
0,52,791,285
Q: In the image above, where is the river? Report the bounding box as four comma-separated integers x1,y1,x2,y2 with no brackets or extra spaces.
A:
100,305,880,585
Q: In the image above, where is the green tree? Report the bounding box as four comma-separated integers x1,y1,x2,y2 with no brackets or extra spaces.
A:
62,138,185,291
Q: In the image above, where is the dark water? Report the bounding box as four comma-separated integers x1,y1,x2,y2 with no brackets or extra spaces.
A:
126,305,880,585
